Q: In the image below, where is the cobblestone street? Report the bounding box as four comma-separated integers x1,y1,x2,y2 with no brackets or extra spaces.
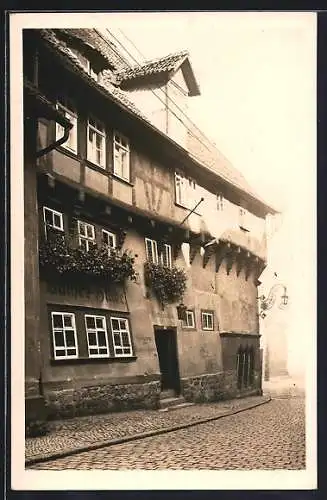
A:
28,398,305,470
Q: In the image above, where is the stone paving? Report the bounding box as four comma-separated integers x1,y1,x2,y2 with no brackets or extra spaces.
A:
26,394,268,464
28,398,305,470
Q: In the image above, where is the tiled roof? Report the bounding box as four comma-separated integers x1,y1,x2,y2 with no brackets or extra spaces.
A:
39,29,149,121
186,127,268,205
53,28,129,71
37,29,274,212
116,50,189,83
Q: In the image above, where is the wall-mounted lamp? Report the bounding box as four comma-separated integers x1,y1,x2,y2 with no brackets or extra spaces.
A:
176,303,187,321
258,283,289,319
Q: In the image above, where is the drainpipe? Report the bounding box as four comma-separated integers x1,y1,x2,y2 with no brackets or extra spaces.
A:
36,119,73,158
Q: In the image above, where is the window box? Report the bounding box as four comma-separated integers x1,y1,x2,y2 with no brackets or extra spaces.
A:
201,310,214,331
144,261,187,306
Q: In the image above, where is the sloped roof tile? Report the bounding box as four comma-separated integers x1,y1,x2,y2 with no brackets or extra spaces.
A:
116,50,189,83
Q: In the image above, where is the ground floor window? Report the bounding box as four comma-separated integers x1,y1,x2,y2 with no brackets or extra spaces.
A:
236,346,254,389
49,306,134,360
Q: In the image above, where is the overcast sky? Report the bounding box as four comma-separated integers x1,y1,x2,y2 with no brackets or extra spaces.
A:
104,12,316,215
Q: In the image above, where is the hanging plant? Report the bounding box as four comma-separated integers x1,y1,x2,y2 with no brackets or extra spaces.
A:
39,230,137,285
144,262,187,306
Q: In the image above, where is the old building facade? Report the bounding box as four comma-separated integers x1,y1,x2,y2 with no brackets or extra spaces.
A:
23,28,276,425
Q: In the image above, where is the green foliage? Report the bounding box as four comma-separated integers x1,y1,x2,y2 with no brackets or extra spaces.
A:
144,262,187,306
39,230,137,284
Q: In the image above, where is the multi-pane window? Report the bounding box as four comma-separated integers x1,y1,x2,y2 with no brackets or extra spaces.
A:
145,238,172,268
175,172,197,209
56,101,78,153
77,220,95,251
110,317,133,357
43,206,64,239
161,244,172,268
102,229,117,255
85,315,109,358
113,132,130,182
182,310,195,329
51,312,78,359
70,49,99,81
145,238,159,264
87,118,106,168
201,311,214,331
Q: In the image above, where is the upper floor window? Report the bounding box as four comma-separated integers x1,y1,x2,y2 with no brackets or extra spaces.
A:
102,229,117,255
56,101,77,154
217,193,224,211
113,132,130,182
239,207,250,232
77,220,96,251
145,238,172,268
201,310,214,331
175,172,199,210
87,118,106,168
43,206,64,239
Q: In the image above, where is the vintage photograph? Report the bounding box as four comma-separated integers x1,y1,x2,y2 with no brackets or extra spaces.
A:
11,11,316,489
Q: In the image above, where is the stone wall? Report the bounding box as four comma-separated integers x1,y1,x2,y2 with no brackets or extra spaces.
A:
181,370,261,403
45,380,161,420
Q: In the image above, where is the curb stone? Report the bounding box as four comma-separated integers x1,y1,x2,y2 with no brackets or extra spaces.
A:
25,395,271,467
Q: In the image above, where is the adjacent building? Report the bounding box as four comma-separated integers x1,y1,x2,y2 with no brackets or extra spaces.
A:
23,28,276,425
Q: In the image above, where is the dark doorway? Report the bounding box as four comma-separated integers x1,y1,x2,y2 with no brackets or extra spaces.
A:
154,327,180,394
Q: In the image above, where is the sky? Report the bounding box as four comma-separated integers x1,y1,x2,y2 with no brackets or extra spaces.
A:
103,12,316,215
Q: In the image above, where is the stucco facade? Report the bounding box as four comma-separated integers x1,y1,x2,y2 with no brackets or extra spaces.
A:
23,29,274,426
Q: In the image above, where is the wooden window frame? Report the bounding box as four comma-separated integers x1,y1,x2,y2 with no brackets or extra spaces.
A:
87,118,106,168
110,316,133,358
182,309,196,329
201,310,214,331
51,312,79,360
84,314,110,358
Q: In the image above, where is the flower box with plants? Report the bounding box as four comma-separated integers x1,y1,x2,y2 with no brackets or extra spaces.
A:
144,261,187,306
39,230,137,286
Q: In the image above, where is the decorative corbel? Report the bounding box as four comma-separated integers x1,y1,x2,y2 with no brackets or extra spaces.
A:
173,242,182,260
236,247,246,277
225,247,235,275
215,241,231,273
189,241,201,264
202,244,216,268
245,254,259,281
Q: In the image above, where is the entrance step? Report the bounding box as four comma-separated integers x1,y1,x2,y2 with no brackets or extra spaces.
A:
160,389,176,400
158,395,195,412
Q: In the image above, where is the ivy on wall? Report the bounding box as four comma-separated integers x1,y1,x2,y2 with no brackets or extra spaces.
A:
144,262,187,306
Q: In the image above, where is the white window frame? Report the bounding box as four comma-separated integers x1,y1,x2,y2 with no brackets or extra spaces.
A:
182,310,195,329
43,206,64,239
56,102,78,154
102,229,117,255
110,317,133,358
51,312,78,359
145,238,159,264
201,311,214,331
77,220,95,251
175,171,198,210
84,314,110,358
87,118,106,168
160,243,172,268
113,131,130,182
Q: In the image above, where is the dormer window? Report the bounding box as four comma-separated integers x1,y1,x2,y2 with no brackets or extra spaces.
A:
56,100,77,154
70,48,100,81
